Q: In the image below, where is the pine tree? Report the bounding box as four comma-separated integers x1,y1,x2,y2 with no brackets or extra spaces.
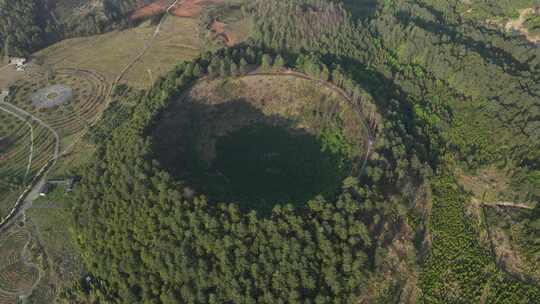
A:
261,54,273,72
273,54,285,71
239,58,249,75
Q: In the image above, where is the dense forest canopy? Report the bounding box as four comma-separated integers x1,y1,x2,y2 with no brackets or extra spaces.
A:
1,0,539,302
58,0,540,302
0,0,147,57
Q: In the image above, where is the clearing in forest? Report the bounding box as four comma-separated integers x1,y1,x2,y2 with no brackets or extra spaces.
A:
153,74,368,214
486,7,540,44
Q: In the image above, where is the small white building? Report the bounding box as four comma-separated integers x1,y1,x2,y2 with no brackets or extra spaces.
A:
9,57,27,71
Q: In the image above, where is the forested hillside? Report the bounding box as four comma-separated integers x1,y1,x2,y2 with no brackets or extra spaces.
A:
0,0,147,57
0,0,57,57
60,45,423,302
2,0,538,303
254,0,539,198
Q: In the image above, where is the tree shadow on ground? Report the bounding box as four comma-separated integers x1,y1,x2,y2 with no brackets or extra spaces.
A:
152,99,352,216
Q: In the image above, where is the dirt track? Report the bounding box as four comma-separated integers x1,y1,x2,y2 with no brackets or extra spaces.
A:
482,201,535,210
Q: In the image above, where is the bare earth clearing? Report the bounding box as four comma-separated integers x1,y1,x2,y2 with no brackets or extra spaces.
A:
487,7,540,44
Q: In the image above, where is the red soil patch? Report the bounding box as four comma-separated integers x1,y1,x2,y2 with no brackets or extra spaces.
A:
211,20,236,46
130,0,168,21
129,0,224,21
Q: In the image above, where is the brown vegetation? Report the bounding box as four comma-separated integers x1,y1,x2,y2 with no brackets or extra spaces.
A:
129,0,224,21
210,20,235,46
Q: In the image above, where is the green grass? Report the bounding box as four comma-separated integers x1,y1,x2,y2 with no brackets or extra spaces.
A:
9,69,107,150
27,186,84,286
0,107,56,218
33,17,203,89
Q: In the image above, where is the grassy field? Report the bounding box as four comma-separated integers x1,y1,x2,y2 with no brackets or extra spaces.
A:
26,185,85,301
0,8,212,303
33,17,203,89
153,74,367,214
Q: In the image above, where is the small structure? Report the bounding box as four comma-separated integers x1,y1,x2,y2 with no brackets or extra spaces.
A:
38,183,50,196
47,177,77,193
8,57,27,72
66,177,76,192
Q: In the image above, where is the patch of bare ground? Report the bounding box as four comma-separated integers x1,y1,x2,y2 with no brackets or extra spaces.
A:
457,166,534,207
211,20,235,46
486,7,540,44
467,198,491,246
129,0,225,20
357,222,420,304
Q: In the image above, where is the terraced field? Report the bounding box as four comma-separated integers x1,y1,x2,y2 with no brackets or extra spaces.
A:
1,68,107,220
0,229,41,300
0,294,16,304
0,108,55,218
8,69,108,143
0,112,55,182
